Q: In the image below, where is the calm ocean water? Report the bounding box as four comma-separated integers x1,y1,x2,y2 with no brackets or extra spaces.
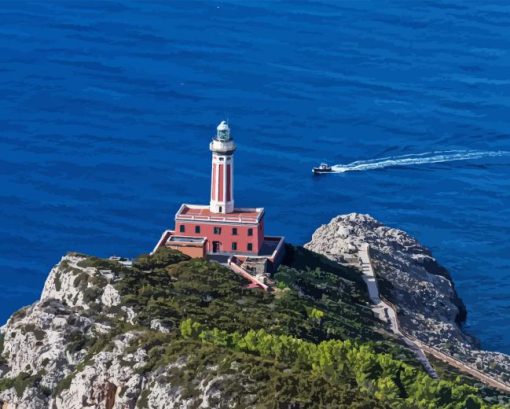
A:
1,1,509,353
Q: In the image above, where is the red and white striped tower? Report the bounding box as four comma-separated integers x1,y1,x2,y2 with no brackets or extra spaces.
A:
210,121,236,214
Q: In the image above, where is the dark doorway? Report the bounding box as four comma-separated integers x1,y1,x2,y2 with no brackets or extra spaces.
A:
213,241,221,253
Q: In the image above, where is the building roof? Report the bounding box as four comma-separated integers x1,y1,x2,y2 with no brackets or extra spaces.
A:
176,204,264,224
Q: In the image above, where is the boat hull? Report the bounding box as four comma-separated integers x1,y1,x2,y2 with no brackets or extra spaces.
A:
312,168,334,174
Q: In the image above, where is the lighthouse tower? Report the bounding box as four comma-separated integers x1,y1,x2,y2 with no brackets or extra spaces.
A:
209,121,236,214
153,120,286,275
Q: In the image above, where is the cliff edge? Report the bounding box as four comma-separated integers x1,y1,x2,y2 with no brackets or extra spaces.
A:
0,220,508,408
305,213,510,387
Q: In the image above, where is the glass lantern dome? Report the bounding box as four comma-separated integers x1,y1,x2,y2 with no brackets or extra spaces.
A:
216,121,231,141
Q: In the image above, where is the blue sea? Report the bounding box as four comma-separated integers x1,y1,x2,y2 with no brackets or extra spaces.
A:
1,1,509,354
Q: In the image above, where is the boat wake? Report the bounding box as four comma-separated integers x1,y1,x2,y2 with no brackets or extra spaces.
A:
331,150,509,173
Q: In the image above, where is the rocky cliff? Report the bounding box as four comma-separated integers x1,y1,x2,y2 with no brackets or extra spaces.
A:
0,223,508,408
0,254,145,409
305,213,510,386
0,250,388,409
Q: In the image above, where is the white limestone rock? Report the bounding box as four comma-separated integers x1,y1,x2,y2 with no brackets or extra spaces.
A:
101,284,121,307
150,319,171,334
305,212,510,385
1,227,509,408
41,255,93,310
52,332,145,409
0,254,121,408
0,255,264,408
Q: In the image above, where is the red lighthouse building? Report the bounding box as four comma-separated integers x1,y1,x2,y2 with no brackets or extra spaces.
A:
153,121,285,273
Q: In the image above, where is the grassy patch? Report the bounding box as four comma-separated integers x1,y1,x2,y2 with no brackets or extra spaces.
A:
54,271,62,291
136,388,150,408
53,373,74,397
0,371,44,398
23,324,45,341
83,287,102,304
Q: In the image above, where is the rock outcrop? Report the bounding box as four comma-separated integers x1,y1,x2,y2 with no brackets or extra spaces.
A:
0,254,236,408
0,217,509,408
305,213,510,385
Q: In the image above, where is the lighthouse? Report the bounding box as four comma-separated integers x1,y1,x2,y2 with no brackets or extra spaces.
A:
209,121,235,214
152,120,285,273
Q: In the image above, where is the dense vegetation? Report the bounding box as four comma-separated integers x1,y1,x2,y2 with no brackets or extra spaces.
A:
18,246,502,407
113,245,385,344
73,246,501,409
179,319,492,409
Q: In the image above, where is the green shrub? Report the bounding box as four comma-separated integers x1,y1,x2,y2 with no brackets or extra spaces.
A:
53,373,74,397
83,287,102,303
179,319,497,409
137,389,150,408
0,372,43,398
133,248,189,271
66,331,89,354
73,272,89,289
13,372,40,397
90,273,107,288
54,272,62,291
22,324,45,341
76,257,119,271
39,249,500,408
